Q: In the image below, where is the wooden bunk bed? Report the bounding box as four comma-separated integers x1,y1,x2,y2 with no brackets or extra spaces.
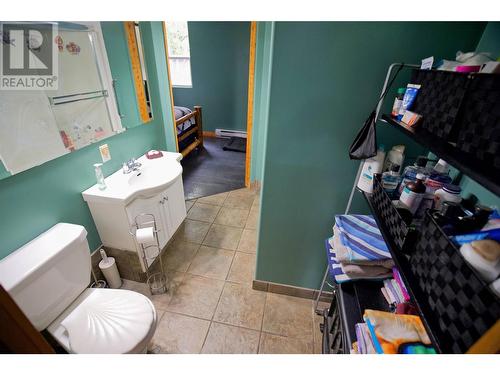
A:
175,105,203,157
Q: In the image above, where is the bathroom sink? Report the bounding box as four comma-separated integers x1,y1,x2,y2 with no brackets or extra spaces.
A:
82,151,183,204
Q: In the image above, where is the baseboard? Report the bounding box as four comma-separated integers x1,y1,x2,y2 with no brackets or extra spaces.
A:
252,279,333,302
203,131,217,138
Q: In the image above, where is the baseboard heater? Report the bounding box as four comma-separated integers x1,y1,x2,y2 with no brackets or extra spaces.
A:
215,129,247,138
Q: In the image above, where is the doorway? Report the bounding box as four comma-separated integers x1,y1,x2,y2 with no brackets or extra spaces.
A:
163,21,256,200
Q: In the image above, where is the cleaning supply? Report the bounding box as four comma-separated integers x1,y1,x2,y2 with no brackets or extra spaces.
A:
399,173,426,215
391,88,406,117
363,309,435,354
99,248,122,288
434,184,462,210
94,163,106,190
399,173,425,215
382,165,400,198
357,145,385,193
397,84,421,121
399,156,429,194
460,242,500,283
383,145,405,173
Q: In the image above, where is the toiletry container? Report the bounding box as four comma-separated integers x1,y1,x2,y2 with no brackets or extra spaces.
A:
434,184,462,211
399,156,429,194
94,163,106,190
399,173,426,214
99,249,122,289
382,165,401,199
357,146,385,193
391,88,406,117
383,145,405,173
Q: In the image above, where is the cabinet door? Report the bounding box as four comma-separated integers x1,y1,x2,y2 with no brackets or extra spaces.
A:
164,177,187,235
126,194,169,253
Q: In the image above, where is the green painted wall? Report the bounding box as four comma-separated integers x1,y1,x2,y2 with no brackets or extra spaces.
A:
172,22,250,132
476,21,500,59
255,21,486,290
0,22,177,259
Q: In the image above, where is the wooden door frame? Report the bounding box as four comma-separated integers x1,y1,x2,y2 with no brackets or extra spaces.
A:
162,21,257,187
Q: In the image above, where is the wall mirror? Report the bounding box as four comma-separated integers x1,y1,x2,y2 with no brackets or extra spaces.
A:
0,21,150,180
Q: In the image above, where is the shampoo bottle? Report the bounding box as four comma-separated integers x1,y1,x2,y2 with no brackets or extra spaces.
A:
357,145,385,194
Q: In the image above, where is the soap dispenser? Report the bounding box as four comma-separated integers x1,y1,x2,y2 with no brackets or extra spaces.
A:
94,163,106,190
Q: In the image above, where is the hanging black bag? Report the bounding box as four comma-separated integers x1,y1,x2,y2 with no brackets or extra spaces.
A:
349,64,405,160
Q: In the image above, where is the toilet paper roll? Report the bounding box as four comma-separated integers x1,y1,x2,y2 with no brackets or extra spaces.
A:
135,227,156,245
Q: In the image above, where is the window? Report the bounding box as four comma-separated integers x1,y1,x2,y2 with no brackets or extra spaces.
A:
165,21,192,87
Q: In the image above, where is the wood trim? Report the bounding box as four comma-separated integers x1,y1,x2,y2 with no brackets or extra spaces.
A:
178,126,198,142
175,111,197,125
203,131,217,138
194,106,203,147
124,22,150,124
467,320,500,354
0,285,54,353
162,22,180,151
245,22,257,187
181,139,201,158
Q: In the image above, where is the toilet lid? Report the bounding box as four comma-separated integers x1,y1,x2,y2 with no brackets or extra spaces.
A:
55,288,156,354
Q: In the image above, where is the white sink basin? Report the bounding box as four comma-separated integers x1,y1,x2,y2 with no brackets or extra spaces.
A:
82,151,183,204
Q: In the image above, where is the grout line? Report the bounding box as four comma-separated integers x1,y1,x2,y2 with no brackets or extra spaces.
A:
199,320,213,354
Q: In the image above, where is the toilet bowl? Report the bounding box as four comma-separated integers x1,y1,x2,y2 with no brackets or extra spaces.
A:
0,223,157,354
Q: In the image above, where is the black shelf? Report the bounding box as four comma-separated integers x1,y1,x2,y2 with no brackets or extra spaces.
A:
381,114,500,197
336,280,390,351
362,191,442,353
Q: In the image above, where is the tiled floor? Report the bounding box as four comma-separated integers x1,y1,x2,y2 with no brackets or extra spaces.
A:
121,187,323,354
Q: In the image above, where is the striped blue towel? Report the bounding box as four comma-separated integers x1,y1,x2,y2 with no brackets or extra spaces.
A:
335,214,391,262
325,237,350,283
325,237,391,284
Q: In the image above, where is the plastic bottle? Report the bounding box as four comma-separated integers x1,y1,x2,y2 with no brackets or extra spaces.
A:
383,145,405,173
434,184,462,210
425,159,452,195
399,173,426,215
357,145,386,194
398,156,429,194
94,163,106,190
391,88,406,117
382,165,401,199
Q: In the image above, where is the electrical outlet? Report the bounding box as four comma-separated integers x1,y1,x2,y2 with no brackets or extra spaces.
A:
99,144,111,162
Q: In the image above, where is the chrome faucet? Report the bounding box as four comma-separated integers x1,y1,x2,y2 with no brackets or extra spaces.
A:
122,158,142,174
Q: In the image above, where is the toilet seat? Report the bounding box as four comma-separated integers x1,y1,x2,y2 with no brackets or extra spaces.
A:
47,288,157,354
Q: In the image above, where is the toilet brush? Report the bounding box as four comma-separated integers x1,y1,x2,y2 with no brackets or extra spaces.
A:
90,268,107,288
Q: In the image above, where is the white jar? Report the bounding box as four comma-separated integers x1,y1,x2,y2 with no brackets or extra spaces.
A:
434,184,462,210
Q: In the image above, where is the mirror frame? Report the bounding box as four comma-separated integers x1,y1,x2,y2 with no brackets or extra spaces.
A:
123,21,152,124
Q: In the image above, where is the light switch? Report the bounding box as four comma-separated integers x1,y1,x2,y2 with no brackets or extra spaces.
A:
99,144,111,162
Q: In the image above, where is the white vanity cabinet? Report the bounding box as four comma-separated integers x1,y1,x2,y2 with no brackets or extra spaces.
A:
126,177,187,251
82,151,186,272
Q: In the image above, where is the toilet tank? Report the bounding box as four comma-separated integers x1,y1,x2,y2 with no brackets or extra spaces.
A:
0,223,91,330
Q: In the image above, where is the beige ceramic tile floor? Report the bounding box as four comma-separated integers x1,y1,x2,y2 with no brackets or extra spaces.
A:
122,187,323,354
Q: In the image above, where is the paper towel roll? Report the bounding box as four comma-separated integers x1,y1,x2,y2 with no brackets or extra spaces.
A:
136,227,155,245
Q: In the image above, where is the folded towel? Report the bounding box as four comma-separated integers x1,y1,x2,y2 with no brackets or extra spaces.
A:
363,309,435,354
392,267,410,302
341,263,392,278
332,230,394,268
326,238,392,283
334,215,391,262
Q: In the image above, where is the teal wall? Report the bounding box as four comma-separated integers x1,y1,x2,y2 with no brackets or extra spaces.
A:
172,22,250,132
0,22,177,259
476,21,500,59
255,21,486,290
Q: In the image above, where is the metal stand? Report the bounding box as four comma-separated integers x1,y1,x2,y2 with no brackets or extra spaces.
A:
314,62,420,315
130,213,167,295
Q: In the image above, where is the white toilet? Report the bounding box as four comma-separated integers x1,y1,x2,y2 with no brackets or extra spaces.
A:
0,223,157,354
